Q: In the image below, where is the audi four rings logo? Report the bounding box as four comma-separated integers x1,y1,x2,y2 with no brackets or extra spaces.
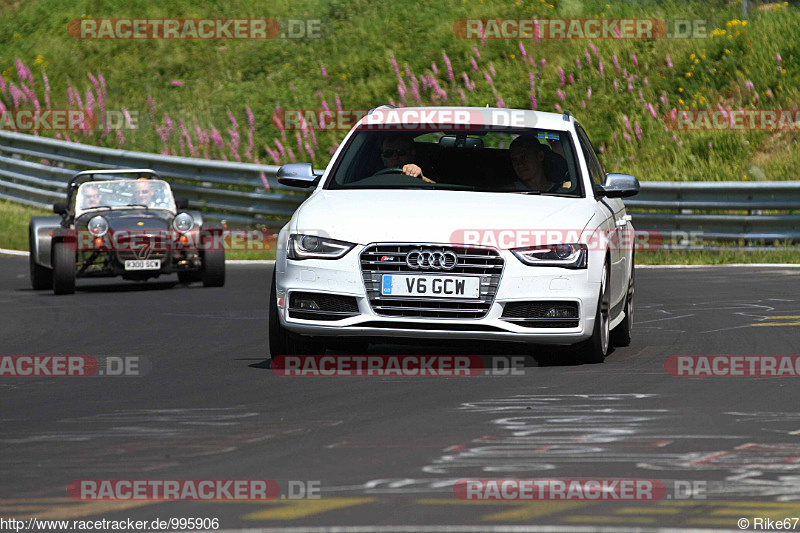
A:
406,250,458,270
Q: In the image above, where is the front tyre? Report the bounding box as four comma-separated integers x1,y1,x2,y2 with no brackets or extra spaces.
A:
268,269,324,358
29,226,52,290
52,241,75,295
201,249,225,287
611,260,634,347
579,262,610,363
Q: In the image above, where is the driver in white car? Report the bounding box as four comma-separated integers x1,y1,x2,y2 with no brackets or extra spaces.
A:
379,136,435,183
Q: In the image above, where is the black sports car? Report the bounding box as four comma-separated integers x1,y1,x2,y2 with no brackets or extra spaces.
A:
29,169,225,295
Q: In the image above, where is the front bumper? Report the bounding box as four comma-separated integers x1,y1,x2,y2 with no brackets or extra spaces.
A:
74,249,202,278
276,244,601,346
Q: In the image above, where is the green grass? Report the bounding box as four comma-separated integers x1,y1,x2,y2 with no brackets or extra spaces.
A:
0,200,50,251
1,0,798,180
228,248,276,261
638,248,800,265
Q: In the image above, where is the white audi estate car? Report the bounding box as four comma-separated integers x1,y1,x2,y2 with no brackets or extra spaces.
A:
270,106,638,363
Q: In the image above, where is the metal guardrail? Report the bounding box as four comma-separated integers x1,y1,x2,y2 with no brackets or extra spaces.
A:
0,131,309,230
1,131,799,244
625,182,800,243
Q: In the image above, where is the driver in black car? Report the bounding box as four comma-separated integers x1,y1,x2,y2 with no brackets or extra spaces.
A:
134,179,157,205
133,178,171,208
379,136,435,183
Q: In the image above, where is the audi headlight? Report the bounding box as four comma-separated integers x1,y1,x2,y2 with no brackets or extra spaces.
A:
287,234,355,260
512,243,587,268
172,212,194,233
87,215,109,237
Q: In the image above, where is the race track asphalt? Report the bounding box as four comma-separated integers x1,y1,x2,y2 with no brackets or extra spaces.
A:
1,256,799,532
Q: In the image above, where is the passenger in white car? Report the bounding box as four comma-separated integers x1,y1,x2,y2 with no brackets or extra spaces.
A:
509,135,549,191
509,135,571,192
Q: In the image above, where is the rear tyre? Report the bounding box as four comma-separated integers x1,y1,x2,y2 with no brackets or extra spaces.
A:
29,227,52,290
578,262,610,364
201,249,225,287
52,241,75,295
611,260,634,347
268,269,325,358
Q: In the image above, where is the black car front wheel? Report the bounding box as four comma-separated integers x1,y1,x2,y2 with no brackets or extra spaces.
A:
52,241,76,295
201,249,225,287
29,227,53,290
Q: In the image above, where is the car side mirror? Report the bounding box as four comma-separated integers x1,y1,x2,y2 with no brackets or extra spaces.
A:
53,203,67,215
277,163,321,188
175,198,189,210
597,173,640,198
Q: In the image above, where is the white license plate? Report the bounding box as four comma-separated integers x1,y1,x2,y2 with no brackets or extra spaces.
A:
381,275,480,299
124,259,161,271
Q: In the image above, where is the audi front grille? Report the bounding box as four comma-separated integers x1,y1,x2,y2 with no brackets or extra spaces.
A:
360,244,504,319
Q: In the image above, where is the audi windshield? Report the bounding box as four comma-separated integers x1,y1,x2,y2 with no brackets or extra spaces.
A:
326,128,584,197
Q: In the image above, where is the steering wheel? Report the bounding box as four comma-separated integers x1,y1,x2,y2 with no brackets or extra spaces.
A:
372,167,405,176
